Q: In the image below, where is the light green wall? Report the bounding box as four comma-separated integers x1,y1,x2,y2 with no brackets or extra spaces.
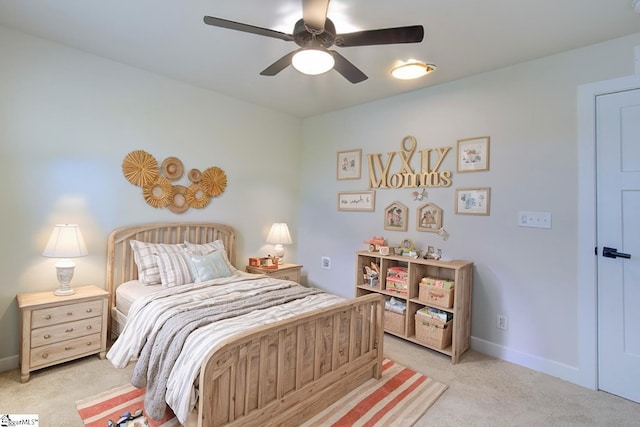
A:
0,26,302,363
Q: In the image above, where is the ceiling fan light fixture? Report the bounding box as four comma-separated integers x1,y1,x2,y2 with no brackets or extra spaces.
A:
391,61,437,80
292,48,335,75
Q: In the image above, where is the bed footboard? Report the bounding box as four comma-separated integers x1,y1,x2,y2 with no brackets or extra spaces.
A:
191,293,385,427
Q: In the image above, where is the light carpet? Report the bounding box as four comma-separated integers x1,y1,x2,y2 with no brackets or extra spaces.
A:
76,358,446,426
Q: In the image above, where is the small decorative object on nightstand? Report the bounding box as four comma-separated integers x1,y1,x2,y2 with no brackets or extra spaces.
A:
246,263,302,284
16,285,108,383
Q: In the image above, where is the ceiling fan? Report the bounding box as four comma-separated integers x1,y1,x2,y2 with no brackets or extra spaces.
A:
203,0,424,83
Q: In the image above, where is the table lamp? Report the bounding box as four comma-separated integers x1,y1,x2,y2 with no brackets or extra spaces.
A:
266,223,292,263
42,224,88,296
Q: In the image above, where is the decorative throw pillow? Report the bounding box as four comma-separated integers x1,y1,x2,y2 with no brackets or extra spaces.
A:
184,240,237,271
189,250,233,282
129,240,186,285
155,251,195,288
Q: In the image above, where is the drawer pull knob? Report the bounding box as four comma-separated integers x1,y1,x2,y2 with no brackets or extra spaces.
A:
44,334,51,339
65,346,72,351
283,275,290,280
42,353,49,359
45,315,51,320
67,312,73,316
65,328,74,333
86,342,92,346
86,325,92,330
86,308,92,313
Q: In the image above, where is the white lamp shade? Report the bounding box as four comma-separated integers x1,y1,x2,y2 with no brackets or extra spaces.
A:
43,224,88,258
266,223,292,245
292,48,335,75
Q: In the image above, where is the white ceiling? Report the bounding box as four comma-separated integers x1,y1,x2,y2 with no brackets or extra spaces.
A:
1,0,639,117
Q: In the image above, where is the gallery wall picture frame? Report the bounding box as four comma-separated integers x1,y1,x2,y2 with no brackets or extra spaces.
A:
455,187,491,216
337,191,375,212
384,201,408,231
416,202,443,232
337,149,362,180
457,136,490,172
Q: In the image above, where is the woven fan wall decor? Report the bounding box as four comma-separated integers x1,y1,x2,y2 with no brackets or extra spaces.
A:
121,150,227,213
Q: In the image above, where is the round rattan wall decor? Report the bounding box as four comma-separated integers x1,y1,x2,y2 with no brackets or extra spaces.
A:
122,151,226,212
143,176,172,208
185,183,210,209
122,150,159,187
188,168,202,183
200,166,227,197
161,157,184,181
168,185,189,214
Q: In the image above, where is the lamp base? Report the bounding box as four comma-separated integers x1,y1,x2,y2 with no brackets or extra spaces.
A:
54,286,75,296
273,244,285,263
54,261,76,296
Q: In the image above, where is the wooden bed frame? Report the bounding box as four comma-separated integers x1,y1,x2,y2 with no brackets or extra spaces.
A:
106,222,385,427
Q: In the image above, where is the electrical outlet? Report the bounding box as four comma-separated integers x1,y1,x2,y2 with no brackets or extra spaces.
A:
321,256,331,269
497,315,507,330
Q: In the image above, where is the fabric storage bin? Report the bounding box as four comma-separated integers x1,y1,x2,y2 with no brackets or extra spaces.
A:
414,316,452,349
418,283,455,308
384,310,405,335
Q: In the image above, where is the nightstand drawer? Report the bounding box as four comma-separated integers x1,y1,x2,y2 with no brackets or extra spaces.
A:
31,300,103,328
270,269,300,282
30,332,102,368
31,316,103,348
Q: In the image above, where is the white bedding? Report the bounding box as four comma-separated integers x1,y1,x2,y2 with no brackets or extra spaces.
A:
115,280,162,316
107,273,343,424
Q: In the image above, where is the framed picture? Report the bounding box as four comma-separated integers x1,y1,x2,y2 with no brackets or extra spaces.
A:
455,187,491,215
457,136,490,172
337,149,362,180
337,191,375,211
384,201,408,231
416,202,443,232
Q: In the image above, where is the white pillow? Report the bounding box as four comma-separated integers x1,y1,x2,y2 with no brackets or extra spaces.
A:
129,240,186,285
184,240,237,271
188,251,233,282
155,252,195,288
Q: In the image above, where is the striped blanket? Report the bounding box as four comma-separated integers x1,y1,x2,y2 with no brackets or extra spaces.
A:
107,274,343,424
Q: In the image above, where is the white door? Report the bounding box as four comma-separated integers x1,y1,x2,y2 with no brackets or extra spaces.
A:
596,88,640,403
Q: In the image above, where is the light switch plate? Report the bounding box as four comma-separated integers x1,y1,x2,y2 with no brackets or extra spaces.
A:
518,211,552,229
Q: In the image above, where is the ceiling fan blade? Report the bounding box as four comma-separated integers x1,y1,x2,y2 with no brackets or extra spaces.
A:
204,16,294,42
330,51,367,84
302,0,330,32
260,51,296,76
336,25,424,47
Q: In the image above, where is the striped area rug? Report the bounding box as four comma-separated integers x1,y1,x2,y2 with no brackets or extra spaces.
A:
75,384,179,427
76,359,446,427
302,358,447,426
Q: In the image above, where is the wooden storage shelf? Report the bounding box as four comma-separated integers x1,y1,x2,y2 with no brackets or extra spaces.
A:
356,251,473,364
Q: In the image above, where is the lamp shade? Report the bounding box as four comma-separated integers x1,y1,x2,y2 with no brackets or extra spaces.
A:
266,223,292,245
43,224,88,258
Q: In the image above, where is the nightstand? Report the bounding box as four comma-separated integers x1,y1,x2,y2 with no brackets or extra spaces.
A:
246,263,302,283
16,285,109,383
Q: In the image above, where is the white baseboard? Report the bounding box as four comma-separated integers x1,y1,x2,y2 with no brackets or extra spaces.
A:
471,337,592,390
0,354,19,373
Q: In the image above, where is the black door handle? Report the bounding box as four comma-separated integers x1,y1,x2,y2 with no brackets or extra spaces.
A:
602,247,631,259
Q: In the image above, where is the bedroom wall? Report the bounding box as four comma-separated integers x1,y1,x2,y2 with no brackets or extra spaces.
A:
298,32,640,388
0,26,302,365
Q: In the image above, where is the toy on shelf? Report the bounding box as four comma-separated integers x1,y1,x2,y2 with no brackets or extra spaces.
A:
363,236,386,252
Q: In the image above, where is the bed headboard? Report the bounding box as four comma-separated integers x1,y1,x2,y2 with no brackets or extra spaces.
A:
105,222,236,329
